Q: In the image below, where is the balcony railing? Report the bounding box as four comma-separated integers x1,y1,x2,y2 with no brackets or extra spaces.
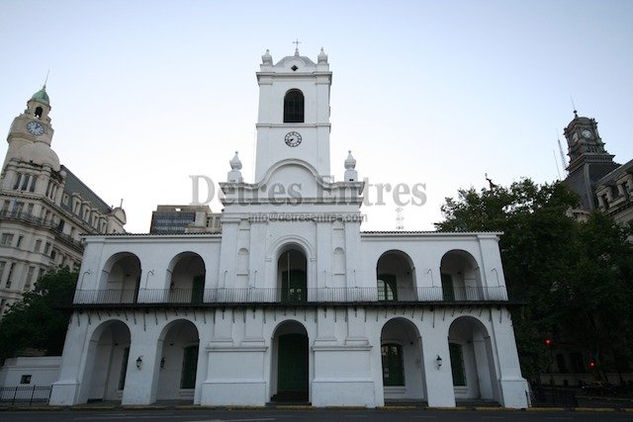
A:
0,209,83,250
73,286,510,305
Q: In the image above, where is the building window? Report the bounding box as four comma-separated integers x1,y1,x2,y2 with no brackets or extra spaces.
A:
25,266,35,290
16,236,23,248
5,263,15,288
20,375,32,384
1,233,14,246
26,203,34,215
35,106,43,119
377,274,397,301
29,176,37,192
180,345,199,389
13,173,21,190
0,261,5,284
12,201,24,214
449,343,466,386
381,344,404,386
283,89,304,123
44,242,51,255
20,174,31,191
51,250,57,260
34,239,41,252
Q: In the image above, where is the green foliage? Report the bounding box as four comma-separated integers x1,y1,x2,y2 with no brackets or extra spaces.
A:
0,267,78,362
436,179,633,381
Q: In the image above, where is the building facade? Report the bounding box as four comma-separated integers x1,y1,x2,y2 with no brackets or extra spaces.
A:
49,48,529,408
563,111,633,224
0,87,126,315
150,205,221,234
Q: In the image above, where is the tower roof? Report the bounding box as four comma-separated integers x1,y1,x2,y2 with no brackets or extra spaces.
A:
30,85,50,105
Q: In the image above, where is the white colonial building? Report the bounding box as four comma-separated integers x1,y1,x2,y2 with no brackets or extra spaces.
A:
49,48,529,408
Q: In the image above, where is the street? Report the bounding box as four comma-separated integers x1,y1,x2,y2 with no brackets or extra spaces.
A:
0,409,632,422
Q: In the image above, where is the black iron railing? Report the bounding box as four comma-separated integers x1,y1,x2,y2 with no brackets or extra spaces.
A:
0,385,51,406
73,286,510,305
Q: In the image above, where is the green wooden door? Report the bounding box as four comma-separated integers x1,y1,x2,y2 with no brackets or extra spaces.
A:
191,275,204,304
441,273,455,301
277,333,308,396
281,270,306,303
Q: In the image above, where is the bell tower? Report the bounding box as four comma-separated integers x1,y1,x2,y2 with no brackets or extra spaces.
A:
254,46,332,181
3,85,55,171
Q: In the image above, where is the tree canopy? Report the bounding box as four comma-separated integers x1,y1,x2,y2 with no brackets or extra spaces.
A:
0,267,77,363
436,179,633,382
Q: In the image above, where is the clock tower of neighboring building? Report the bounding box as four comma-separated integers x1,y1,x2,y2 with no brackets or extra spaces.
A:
563,111,620,210
254,47,332,181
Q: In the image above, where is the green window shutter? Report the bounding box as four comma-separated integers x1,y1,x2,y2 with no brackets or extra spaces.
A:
449,342,466,386
180,345,199,389
381,344,405,386
191,275,204,304
281,270,306,303
441,273,455,301
118,347,130,391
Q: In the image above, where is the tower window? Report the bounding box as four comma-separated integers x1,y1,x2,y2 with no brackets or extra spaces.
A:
283,89,304,123
35,107,43,119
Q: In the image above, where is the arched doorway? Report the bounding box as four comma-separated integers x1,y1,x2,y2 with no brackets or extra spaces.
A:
81,320,131,403
167,252,206,303
271,320,309,402
440,250,482,301
376,250,416,301
155,319,200,403
100,253,141,303
277,247,307,303
380,318,426,403
448,317,499,402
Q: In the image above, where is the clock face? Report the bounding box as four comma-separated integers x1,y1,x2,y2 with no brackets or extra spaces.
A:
581,129,593,139
26,120,45,136
284,131,302,147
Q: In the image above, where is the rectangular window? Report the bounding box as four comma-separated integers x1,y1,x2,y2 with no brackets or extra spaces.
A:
25,266,35,290
12,201,24,214
26,203,34,215
34,239,42,252
180,345,199,389
29,176,37,192
13,173,22,190
1,233,14,246
6,263,15,288
118,347,130,391
449,343,466,386
51,250,57,260
0,261,5,283
20,174,30,191
44,242,51,255
20,375,32,384
16,235,23,248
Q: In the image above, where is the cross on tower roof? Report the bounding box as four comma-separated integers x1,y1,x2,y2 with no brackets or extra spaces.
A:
293,38,301,55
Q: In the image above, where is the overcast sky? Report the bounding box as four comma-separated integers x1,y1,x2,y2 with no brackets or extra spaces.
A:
1,0,632,233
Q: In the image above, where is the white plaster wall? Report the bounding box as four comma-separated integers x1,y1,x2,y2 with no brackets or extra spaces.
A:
0,356,61,387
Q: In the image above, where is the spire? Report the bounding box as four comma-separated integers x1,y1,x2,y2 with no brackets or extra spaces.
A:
30,84,50,105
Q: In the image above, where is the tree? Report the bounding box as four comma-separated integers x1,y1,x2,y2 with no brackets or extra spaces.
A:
0,267,78,363
436,179,633,382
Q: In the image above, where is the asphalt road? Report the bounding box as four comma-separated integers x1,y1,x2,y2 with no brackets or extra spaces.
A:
0,409,632,422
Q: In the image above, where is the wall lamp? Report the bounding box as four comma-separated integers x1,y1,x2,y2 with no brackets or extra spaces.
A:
436,355,443,369
136,356,143,369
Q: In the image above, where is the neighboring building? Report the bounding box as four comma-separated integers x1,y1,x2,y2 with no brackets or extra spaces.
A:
150,205,221,234
49,48,529,408
563,111,633,224
0,86,126,316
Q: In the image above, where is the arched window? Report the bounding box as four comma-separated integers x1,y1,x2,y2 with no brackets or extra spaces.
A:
381,343,404,386
283,89,304,123
35,107,43,119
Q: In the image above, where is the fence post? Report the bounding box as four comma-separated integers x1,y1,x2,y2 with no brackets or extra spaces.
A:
12,385,18,405
29,385,35,405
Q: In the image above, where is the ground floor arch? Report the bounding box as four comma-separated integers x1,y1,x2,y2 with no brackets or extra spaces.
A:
80,320,131,403
448,316,499,402
154,319,200,403
270,320,309,402
380,317,426,403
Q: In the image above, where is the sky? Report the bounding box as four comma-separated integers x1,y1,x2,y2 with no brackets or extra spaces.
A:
1,0,632,233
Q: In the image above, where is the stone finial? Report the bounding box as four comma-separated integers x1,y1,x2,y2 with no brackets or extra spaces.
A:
344,150,358,182
230,151,242,170
318,47,328,64
227,151,243,183
262,49,273,65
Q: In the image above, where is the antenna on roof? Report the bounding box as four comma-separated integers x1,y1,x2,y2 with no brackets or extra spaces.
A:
557,133,567,173
553,149,561,180
570,95,578,117
119,198,123,208
43,69,50,88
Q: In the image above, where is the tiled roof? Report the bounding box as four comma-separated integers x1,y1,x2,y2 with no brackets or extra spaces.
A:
61,165,112,214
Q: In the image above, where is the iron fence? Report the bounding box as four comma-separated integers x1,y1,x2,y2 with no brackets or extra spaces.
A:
74,286,510,305
0,385,51,406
